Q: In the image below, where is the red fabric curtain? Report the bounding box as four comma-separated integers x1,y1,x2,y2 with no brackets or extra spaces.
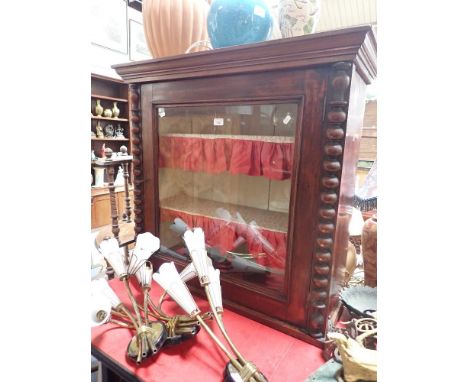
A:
161,208,287,270
159,136,293,181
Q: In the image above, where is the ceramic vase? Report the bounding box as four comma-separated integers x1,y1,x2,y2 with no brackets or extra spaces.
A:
361,214,377,287
278,0,321,38
142,0,210,58
95,99,103,116
96,122,104,138
207,0,273,48
103,108,113,118
112,102,120,118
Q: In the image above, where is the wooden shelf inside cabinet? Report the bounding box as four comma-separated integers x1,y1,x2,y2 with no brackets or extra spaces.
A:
91,116,129,122
92,138,129,142
91,94,128,103
161,193,288,233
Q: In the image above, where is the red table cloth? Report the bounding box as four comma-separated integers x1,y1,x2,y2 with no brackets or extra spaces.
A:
91,278,324,382
159,135,294,181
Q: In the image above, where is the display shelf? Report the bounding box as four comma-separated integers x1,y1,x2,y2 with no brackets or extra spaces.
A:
160,193,288,233
91,116,129,122
91,94,128,103
92,137,129,141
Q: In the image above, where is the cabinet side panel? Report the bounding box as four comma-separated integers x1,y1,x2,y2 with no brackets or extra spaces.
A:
329,68,367,320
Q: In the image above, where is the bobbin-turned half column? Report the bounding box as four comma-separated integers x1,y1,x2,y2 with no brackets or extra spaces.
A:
308,62,354,339
129,84,145,235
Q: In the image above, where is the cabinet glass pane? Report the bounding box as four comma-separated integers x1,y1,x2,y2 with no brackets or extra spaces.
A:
158,103,298,293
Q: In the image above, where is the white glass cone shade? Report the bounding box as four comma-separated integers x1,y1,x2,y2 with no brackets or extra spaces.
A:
349,207,365,236
136,261,153,288
135,232,160,258
152,262,200,317
179,262,197,283
207,266,223,312
128,233,160,274
99,238,127,278
91,277,121,308
183,228,210,285
91,293,111,327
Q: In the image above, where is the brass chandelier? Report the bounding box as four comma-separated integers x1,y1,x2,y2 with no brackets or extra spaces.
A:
91,228,268,382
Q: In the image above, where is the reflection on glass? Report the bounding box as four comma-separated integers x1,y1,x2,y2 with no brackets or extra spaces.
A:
158,103,298,293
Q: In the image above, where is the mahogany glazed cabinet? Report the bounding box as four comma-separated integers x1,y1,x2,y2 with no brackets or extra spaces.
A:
114,26,377,346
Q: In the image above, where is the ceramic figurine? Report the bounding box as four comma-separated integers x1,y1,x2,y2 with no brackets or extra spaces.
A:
104,108,113,118
104,124,114,138
327,332,377,382
95,99,104,116
115,124,124,138
112,102,120,118
279,0,321,38
114,166,125,186
96,122,104,138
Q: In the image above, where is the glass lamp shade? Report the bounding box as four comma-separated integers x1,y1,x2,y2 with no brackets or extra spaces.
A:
135,232,161,258
153,262,200,317
179,262,197,283
99,238,126,278
91,293,112,327
136,261,153,288
91,276,121,309
183,228,210,285
128,233,161,274
207,266,223,312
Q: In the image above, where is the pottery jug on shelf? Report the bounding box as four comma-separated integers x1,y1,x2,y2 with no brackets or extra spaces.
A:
104,108,113,118
112,102,120,118
95,99,103,116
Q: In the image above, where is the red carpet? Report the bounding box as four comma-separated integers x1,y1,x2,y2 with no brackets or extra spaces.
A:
92,278,325,381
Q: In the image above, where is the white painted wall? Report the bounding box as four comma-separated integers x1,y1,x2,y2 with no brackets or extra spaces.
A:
90,3,145,79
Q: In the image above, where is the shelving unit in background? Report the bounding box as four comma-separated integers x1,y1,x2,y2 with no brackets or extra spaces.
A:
91,73,133,229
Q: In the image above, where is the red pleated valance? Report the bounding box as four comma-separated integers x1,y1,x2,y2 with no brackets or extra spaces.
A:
161,208,287,270
159,135,294,181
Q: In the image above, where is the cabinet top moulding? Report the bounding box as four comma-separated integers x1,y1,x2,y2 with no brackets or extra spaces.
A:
91,138,129,141
113,25,376,84
91,116,129,122
91,94,129,103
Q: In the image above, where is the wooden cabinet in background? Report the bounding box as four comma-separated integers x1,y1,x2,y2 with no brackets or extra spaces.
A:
91,187,134,229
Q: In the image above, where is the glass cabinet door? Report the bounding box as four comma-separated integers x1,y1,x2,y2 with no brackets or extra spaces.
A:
157,102,298,293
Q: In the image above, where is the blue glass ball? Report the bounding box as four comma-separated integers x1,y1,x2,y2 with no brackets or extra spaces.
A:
207,0,273,49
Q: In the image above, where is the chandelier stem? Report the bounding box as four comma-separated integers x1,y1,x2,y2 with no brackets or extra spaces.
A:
123,277,143,327
204,286,262,382
195,314,241,369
